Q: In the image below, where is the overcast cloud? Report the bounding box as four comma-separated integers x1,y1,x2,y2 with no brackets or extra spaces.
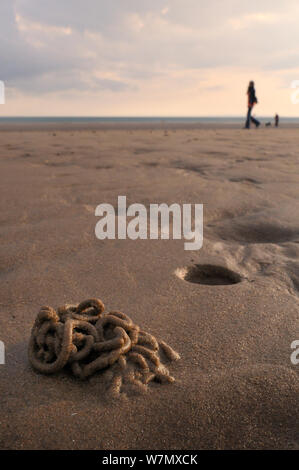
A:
1,0,299,115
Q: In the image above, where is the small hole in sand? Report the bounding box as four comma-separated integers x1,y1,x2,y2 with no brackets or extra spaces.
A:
176,264,242,286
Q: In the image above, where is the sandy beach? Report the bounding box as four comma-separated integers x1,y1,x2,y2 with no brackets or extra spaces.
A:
0,123,299,450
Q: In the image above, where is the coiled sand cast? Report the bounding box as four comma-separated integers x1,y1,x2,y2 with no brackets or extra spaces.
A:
28,298,180,399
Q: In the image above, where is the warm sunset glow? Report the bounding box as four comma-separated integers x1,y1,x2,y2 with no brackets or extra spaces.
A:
2,0,299,116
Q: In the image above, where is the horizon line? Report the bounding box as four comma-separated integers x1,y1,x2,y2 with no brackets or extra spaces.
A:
0,115,297,119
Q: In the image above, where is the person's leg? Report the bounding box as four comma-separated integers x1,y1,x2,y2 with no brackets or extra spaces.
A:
245,107,251,128
251,115,260,127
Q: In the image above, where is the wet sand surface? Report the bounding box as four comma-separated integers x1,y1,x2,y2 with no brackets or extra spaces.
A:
0,124,299,449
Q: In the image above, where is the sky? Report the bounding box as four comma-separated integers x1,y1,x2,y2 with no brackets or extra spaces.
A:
1,0,299,116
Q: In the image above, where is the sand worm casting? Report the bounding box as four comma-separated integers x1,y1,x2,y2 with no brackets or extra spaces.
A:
28,298,180,398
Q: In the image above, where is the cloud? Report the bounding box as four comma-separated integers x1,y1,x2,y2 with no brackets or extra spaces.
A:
229,12,280,30
9,70,134,95
1,0,299,115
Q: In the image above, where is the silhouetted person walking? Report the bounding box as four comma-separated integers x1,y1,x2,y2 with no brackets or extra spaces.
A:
245,81,260,129
275,114,279,127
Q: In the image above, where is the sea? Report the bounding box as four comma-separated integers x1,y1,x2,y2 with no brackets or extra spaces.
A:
0,116,299,124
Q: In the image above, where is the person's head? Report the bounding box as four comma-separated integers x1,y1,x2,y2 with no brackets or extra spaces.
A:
248,80,254,90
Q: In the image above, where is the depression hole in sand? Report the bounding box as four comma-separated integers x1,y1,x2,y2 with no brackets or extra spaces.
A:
176,264,242,286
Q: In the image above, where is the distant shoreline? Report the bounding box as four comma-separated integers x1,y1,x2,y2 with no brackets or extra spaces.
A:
0,116,299,131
